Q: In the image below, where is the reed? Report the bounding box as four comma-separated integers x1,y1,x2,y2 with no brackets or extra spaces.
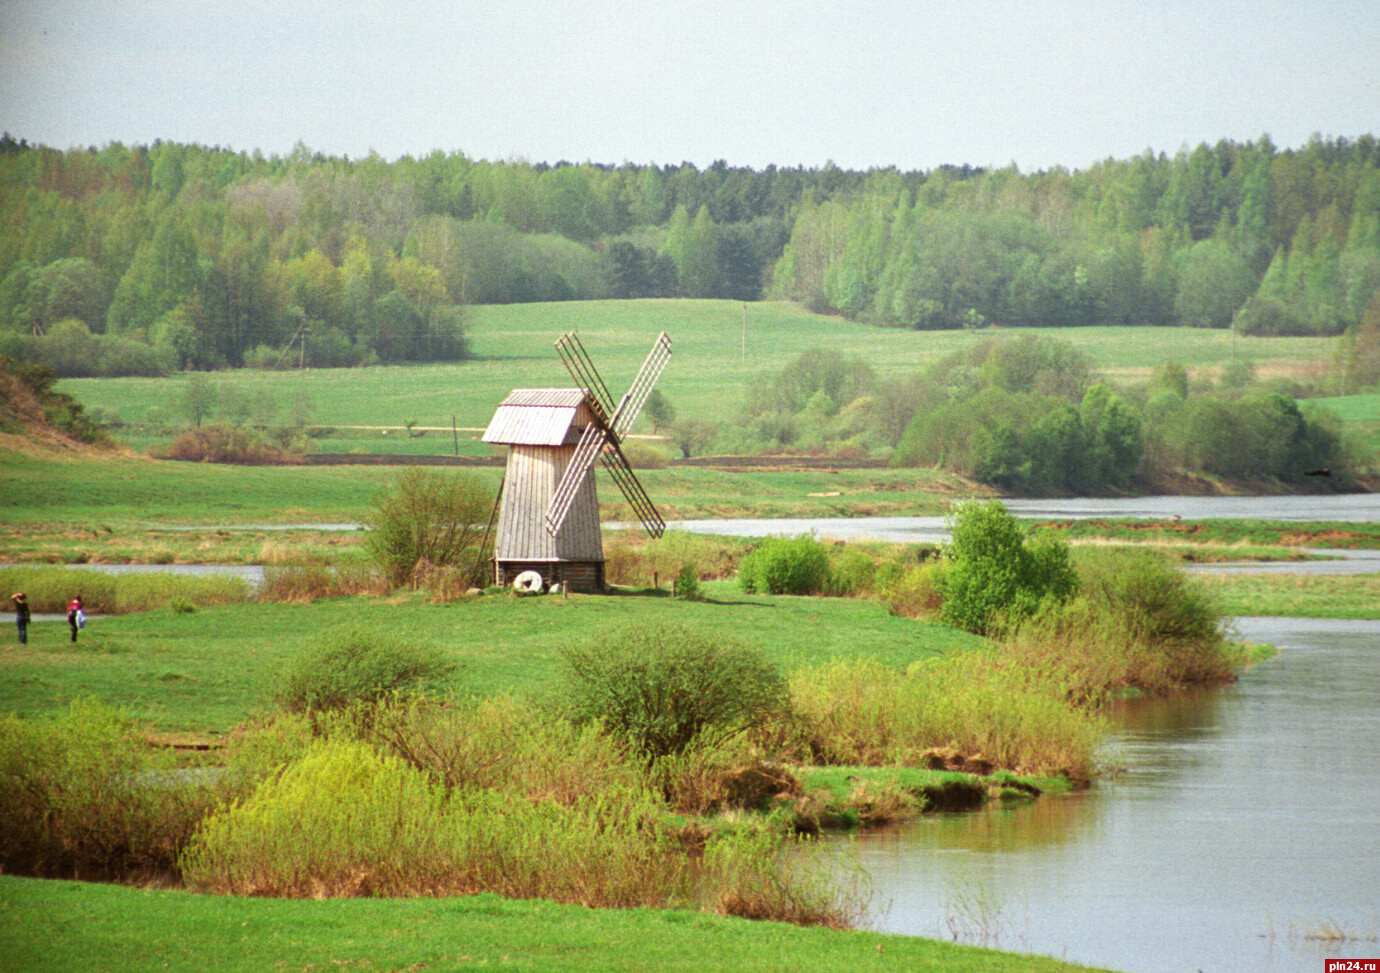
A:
0,566,250,614
788,655,1105,779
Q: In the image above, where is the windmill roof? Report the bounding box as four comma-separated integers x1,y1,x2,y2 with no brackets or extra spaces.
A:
482,389,593,446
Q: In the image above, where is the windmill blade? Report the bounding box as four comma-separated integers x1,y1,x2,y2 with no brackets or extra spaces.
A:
554,332,615,424
544,421,608,537
609,332,672,439
600,441,665,538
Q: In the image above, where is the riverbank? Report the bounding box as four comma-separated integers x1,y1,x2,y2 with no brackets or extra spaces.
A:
0,874,1113,973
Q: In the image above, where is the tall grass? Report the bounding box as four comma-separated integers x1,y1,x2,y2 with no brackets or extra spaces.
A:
788,656,1106,780
1007,548,1235,698
603,530,753,587
0,566,250,614
180,729,857,925
0,700,234,878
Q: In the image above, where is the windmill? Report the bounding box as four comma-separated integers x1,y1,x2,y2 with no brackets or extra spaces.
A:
481,331,672,592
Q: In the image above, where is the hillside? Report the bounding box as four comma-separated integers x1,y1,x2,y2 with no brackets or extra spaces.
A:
0,361,119,458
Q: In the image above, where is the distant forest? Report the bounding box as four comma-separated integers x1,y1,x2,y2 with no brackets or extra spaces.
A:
1,132,1378,376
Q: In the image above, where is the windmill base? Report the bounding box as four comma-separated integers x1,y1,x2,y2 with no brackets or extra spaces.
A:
495,560,605,594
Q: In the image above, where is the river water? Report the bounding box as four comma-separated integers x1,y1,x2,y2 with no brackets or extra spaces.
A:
828,616,1380,973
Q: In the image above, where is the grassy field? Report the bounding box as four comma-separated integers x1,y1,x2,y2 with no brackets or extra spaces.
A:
0,447,970,535
0,581,983,733
1198,571,1380,619
60,299,1340,449
0,876,1109,973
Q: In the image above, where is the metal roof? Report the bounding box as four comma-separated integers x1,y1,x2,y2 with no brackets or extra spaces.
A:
482,389,594,446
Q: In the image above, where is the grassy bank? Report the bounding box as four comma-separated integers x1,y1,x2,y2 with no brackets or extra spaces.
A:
1198,571,1380,618
0,875,1109,973
1043,517,1380,550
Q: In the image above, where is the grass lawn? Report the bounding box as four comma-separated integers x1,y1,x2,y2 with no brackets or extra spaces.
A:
60,299,1340,450
0,582,984,733
0,876,1110,973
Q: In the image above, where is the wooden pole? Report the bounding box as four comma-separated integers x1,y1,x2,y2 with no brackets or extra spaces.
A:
452,415,460,456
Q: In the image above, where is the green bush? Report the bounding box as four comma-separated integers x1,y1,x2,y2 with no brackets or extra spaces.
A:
739,535,831,595
0,700,230,878
673,562,703,600
274,625,455,715
822,547,875,596
366,469,493,589
940,501,1077,634
557,621,787,761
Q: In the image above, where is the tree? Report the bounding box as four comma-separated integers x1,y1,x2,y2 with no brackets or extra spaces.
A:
366,469,493,588
178,373,218,429
940,500,1077,635
668,418,715,459
644,389,675,433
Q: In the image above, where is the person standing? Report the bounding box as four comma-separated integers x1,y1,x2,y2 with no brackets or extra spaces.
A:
67,594,83,643
11,593,29,645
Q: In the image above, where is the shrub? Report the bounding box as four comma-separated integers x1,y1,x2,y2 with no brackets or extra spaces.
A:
366,469,493,589
0,700,230,878
274,625,455,715
739,535,831,595
557,621,787,761
940,501,1077,634
822,547,875,596
181,738,687,907
621,440,670,469
165,424,294,464
1003,548,1234,695
673,562,702,600
882,562,947,618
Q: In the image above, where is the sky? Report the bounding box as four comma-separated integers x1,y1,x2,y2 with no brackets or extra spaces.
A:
1,0,1377,173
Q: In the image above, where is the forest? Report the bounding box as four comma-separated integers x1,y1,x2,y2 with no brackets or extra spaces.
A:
1,133,1379,379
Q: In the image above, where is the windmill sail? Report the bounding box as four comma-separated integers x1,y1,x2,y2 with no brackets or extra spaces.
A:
544,332,672,538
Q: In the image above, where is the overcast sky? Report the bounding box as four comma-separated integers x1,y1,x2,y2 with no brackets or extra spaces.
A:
1,0,1377,172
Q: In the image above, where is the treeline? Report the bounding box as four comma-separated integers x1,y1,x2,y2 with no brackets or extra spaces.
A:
772,136,1380,337
716,337,1352,491
1,133,1378,379
0,135,885,374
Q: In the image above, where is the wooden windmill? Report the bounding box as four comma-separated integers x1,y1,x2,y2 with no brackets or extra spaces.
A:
481,331,672,592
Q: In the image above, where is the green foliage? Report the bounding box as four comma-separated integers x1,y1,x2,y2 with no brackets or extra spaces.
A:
673,563,703,600
738,535,831,595
940,501,1077,634
0,700,229,877
274,624,454,715
365,468,492,588
557,621,786,760
0,566,249,615
788,655,1105,778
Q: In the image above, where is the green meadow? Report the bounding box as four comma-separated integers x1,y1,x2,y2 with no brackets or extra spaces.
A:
60,299,1340,449
0,876,1108,973
0,581,982,734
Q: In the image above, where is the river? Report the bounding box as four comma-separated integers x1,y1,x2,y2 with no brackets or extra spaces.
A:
826,616,1380,973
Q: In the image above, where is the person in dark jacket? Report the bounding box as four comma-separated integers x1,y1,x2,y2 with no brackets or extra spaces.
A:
67,594,83,643
12,592,29,644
